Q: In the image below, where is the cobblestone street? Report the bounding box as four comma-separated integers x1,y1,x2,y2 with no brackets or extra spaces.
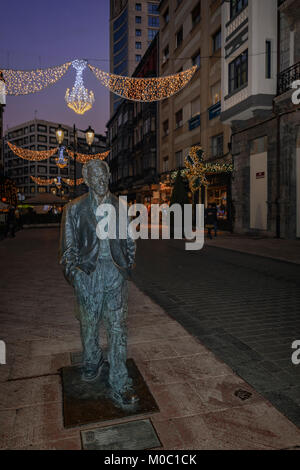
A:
133,238,300,428
0,228,300,450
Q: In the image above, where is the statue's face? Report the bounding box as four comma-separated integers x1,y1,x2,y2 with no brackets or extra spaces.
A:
86,165,109,197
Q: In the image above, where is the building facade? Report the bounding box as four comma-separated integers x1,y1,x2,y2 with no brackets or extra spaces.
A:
110,0,160,115
3,119,106,199
157,0,232,226
221,0,300,238
107,33,159,204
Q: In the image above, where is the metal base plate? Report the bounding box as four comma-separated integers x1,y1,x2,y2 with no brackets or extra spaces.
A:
61,359,159,428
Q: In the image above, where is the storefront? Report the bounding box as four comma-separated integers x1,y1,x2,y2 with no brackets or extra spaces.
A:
205,172,232,230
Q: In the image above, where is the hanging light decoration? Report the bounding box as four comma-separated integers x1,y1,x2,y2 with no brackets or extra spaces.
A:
66,148,110,164
65,60,94,114
30,176,56,185
7,142,58,161
62,177,84,186
55,146,68,169
1,62,71,95
185,146,209,192
88,64,197,102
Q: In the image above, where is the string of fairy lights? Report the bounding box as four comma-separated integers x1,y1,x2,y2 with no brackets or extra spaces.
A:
30,176,84,186
88,65,197,102
7,142,58,161
66,148,110,164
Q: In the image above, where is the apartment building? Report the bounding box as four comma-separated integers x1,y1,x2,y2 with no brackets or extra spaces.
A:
158,0,232,227
110,0,160,115
107,33,159,203
3,119,106,198
220,0,300,238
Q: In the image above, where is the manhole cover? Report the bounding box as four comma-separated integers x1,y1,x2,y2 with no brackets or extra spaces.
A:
234,389,252,401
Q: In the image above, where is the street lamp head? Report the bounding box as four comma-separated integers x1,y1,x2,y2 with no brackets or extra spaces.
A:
56,125,64,145
85,126,95,147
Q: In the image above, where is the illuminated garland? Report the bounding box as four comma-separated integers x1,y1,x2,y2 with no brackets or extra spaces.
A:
66,148,110,164
1,62,71,95
31,175,84,186
30,176,56,185
62,177,84,186
7,142,58,161
88,65,197,102
65,60,94,115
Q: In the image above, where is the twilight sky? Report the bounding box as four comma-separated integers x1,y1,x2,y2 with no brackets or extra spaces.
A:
1,0,110,135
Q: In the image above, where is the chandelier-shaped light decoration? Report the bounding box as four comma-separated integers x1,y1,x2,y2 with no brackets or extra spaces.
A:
65,60,94,114
66,148,110,164
7,141,58,161
55,146,68,169
1,62,71,96
30,175,84,186
88,64,197,102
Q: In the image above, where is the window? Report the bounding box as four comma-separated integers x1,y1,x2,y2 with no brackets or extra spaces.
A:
30,125,35,132
230,0,248,19
38,187,47,193
38,166,47,174
213,29,221,53
192,2,201,28
37,145,47,151
163,8,169,25
163,157,169,172
136,54,141,62
176,26,183,48
191,97,200,117
266,40,272,79
148,16,159,27
163,119,169,136
148,29,157,41
228,50,248,93
37,124,47,133
175,150,184,168
50,167,58,175
135,2,141,10
211,134,224,158
49,126,56,135
175,109,183,129
136,29,142,36
37,135,47,143
163,44,169,63
136,41,142,49
192,50,201,68
148,3,159,14
136,16,141,23
211,81,221,104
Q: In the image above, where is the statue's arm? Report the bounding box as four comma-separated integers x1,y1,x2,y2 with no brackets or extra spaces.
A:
127,214,136,268
59,205,80,286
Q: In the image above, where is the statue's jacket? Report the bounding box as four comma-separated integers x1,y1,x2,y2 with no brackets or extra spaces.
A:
59,192,136,286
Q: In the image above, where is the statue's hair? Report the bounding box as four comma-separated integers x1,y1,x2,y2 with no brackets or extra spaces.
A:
82,159,110,183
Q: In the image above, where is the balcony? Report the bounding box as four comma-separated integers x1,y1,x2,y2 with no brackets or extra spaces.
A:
208,101,221,120
277,62,300,95
188,114,200,131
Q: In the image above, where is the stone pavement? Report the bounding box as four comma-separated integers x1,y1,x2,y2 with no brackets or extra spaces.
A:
0,229,300,450
205,232,300,265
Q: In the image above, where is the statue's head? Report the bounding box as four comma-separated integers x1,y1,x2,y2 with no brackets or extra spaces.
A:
82,160,110,197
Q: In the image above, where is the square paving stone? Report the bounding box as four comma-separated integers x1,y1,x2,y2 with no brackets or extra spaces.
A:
61,359,159,428
81,419,161,450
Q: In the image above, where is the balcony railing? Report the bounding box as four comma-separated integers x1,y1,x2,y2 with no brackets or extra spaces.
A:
277,61,300,95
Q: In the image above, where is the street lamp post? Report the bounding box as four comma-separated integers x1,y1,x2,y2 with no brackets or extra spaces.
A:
56,123,95,200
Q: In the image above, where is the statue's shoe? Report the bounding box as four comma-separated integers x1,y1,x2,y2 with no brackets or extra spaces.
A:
111,387,139,407
81,357,104,382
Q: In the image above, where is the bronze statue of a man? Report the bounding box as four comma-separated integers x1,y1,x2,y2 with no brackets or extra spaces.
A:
59,160,138,406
